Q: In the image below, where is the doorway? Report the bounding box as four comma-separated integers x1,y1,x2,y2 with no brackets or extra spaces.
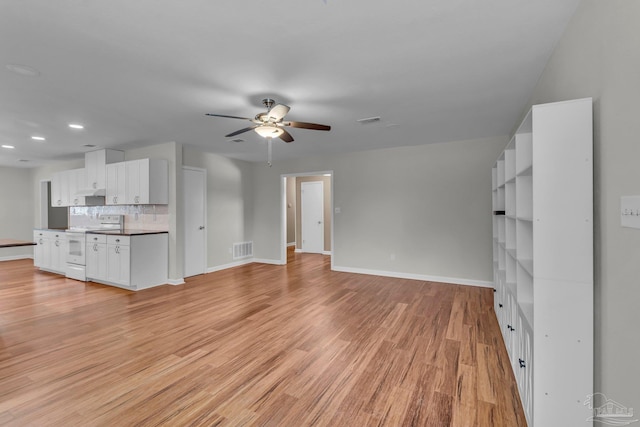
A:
183,167,207,277
280,172,333,265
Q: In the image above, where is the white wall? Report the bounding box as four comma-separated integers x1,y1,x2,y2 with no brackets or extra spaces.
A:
0,166,35,260
526,0,639,411
251,136,506,285
182,147,254,269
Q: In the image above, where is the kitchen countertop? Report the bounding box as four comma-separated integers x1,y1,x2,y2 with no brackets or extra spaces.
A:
86,229,169,236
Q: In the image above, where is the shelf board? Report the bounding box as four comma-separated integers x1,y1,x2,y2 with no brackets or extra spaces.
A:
516,164,533,177
505,175,516,184
517,216,533,222
518,258,533,276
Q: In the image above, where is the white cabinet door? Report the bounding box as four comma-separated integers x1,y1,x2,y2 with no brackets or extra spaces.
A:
51,172,64,207
40,235,53,270
106,163,126,205
517,314,533,425
86,149,125,191
86,242,107,280
107,243,130,286
50,233,66,272
33,231,46,267
85,150,102,191
68,168,86,206
126,159,143,205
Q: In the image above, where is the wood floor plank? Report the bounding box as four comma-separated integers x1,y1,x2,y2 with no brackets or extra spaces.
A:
0,251,526,426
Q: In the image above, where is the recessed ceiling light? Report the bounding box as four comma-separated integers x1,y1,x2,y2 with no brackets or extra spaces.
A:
31,136,45,141
2,144,15,149
6,64,41,77
69,123,84,129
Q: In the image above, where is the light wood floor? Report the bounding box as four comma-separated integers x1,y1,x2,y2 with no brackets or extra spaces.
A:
0,250,526,426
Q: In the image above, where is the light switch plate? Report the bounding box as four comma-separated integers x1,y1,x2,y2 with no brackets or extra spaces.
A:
621,196,640,229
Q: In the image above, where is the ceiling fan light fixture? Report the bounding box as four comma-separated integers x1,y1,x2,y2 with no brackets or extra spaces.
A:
255,125,284,138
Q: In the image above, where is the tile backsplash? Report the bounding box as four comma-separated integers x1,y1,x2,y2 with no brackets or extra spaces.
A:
69,205,169,231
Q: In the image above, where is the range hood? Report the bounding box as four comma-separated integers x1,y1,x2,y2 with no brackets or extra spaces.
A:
75,188,106,197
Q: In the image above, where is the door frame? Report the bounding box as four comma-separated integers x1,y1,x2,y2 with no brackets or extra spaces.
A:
280,171,334,268
182,166,207,277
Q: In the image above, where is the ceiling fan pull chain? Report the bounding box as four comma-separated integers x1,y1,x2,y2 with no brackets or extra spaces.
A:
267,137,273,167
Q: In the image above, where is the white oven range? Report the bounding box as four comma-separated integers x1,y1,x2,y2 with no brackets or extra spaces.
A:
65,215,123,281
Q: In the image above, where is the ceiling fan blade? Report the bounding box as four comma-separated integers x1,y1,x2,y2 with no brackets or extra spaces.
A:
206,113,253,121
267,104,290,121
225,125,259,137
279,129,294,143
284,121,331,131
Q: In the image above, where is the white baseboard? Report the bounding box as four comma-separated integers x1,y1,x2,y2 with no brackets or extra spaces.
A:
253,258,286,265
0,255,33,262
207,259,253,273
293,249,332,255
167,278,185,286
287,242,296,247
331,265,493,288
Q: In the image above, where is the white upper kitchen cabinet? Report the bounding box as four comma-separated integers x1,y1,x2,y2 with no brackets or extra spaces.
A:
85,149,124,192
106,162,126,205
106,158,168,205
125,158,168,205
68,168,86,207
50,170,68,207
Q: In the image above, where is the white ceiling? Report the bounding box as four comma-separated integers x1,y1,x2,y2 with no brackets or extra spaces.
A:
0,0,581,167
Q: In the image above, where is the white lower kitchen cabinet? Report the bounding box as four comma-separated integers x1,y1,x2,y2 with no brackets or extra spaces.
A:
86,234,107,281
33,230,66,274
86,232,168,290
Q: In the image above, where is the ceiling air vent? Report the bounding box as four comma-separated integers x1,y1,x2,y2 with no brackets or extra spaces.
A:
229,138,245,143
83,144,97,148
356,116,381,125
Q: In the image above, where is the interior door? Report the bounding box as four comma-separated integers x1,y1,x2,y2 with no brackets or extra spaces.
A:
301,181,324,253
183,167,206,277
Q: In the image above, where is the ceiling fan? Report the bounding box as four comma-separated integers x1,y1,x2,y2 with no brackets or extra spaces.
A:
205,98,331,143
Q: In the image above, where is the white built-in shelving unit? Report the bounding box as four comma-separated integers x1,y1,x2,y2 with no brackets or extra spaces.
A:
492,98,593,426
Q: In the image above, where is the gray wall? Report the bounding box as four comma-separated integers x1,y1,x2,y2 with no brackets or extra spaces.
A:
526,0,639,411
0,166,35,260
183,147,254,269
251,136,505,284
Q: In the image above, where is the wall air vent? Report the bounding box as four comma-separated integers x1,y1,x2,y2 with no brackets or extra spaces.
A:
233,241,253,260
356,116,381,124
